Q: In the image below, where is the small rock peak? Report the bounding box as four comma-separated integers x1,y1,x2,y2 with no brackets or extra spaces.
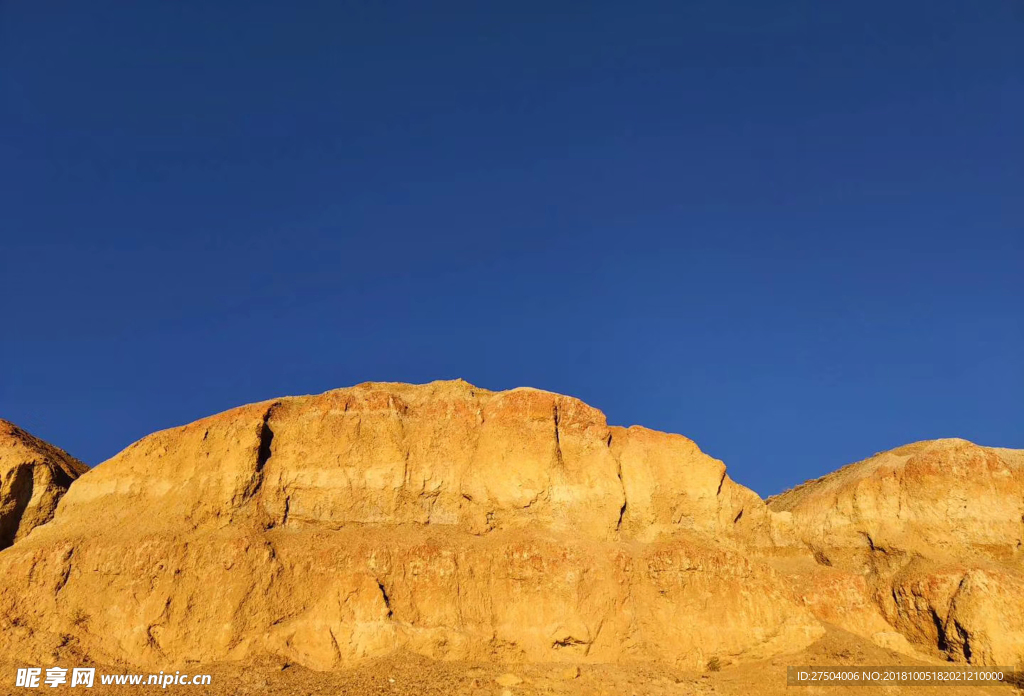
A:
0,420,89,550
889,437,978,456
505,385,561,396
0,420,86,470
338,378,485,392
0,418,31,444
611,424,703,450
297,381,610,425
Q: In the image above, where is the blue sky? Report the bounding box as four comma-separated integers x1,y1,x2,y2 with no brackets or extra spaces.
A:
1,0,1021,496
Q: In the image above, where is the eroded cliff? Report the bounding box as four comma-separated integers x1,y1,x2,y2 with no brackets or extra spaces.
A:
768,439,1024,667
0,381,819,671
3,384,1021,675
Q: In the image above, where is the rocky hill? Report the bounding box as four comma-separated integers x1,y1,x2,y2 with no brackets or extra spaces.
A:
768,438,1024,560
0,381,819,672
0,420,88,550
0,381,1021,689
768,439,1024,667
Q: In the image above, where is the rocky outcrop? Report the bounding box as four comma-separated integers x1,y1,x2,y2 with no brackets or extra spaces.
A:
768,439,1024,562
49,382,770,545
0,381,821,671
4,384,1020,675
769,439,1024,667
0,420,88,550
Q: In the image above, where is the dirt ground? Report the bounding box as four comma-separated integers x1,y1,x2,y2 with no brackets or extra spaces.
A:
3,625,1019,695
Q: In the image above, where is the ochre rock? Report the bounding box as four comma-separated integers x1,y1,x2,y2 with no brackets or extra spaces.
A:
769,438,1024,666
943,566,1024,666
0,381,821,671
5,383,1021,674
768,439,1024,561
872,559,1024,667
0,420,88,550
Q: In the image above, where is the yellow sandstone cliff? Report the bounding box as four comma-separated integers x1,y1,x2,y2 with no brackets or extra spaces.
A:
0,381,819,671
0,382,1021,677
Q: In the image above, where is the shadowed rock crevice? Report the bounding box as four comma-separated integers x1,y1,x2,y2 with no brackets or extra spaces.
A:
240,404,278,511
552,402,564,468
931,610,948,651
256,409,276,474
0,464,35,549
608,435,627,532
376,579,393,619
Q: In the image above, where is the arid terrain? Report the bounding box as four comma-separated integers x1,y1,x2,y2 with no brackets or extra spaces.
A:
2,380,1022,694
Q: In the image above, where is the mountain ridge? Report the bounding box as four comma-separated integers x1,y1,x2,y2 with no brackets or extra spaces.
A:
1,380,1021,679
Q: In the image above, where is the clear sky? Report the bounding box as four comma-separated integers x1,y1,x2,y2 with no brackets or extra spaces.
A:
1,1,1021,496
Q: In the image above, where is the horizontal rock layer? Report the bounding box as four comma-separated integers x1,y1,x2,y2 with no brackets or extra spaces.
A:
0,527,820,670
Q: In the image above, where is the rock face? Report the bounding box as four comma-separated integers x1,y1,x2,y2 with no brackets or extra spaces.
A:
49,382,772,545
769,439,1024,561
0,381,820,671
769,439,1024,667
0,420,88,550
2,384,1021,675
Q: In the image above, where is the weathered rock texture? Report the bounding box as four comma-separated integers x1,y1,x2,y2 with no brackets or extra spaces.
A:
769,439,1024,561
0,420,88,550
2,384,1021,676
0,381,820,671
769,439,1024,667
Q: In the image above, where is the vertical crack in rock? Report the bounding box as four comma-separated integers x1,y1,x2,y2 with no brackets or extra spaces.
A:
608,433,627,531
146,625,162,651
931,609,949,651
942,574,974,660
860,531,886,554
239,404,282,530
392,394,412,487
715,470,727,497
810,546,832,566
377,579,394,619
256,407,276,475
453,553,464,624
242,404,277,507
54,547,74,598
328,628,343,664
586,617,607,656
552,402,564,468
954,620,972,661
0,464,35,550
